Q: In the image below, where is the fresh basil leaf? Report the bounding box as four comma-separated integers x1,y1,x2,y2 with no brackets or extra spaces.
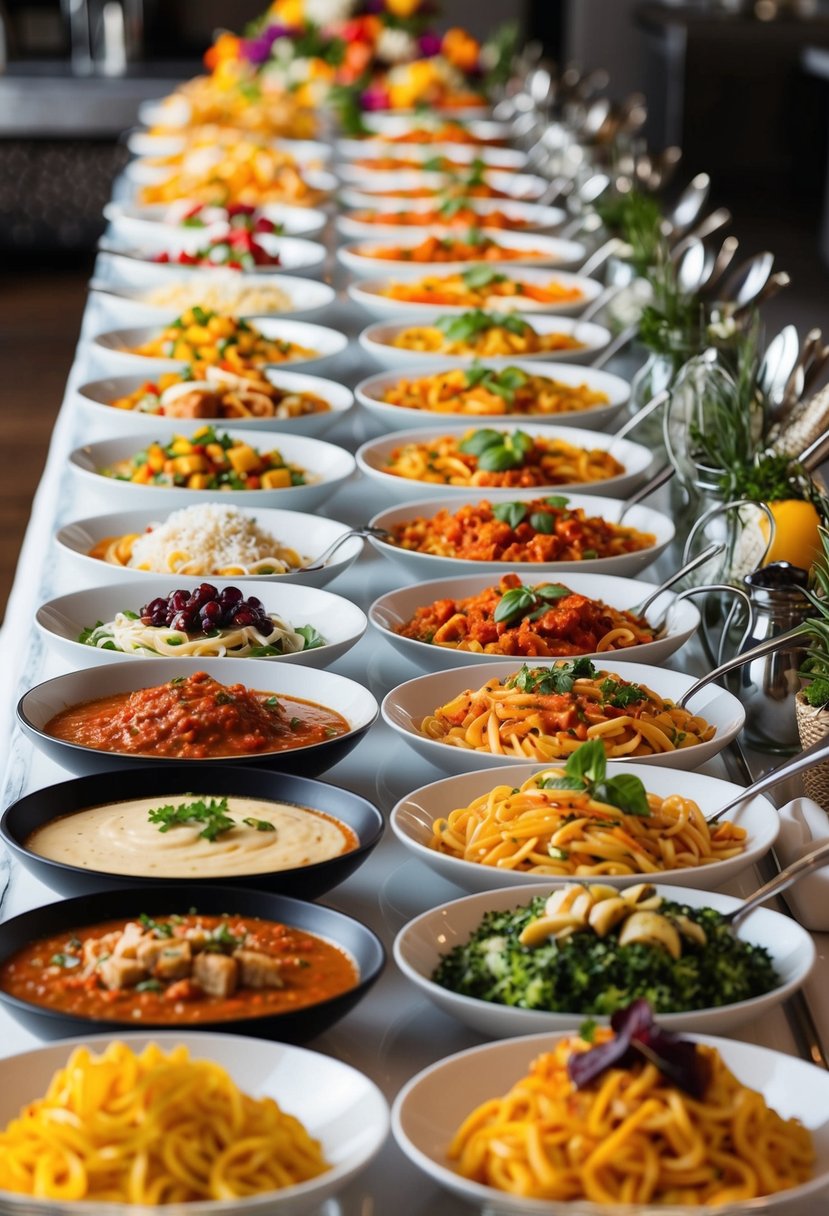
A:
536,584,569,603
492,501,527,529
296,624,325,650
460,265,504,289
458,428,504,457
529,511,554,534
539,775,584,791
493,586,536,624
544,495,570,508
600,773,651,817
477,445,521,472
563,737,607,785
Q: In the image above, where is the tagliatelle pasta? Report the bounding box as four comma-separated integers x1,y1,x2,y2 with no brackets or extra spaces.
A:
380,270,585,309
356,233,553,264
449,1034,814,1204
0,1041,329,1203
381,367,609,418
389,315,583,358
420,662,715,760
430,766,747,875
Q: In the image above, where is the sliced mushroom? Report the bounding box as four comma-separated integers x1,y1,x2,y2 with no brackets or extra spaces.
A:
621,883,659,908
588,896,634,937
618,911,682,960
519,913,586,947
671,914,707,947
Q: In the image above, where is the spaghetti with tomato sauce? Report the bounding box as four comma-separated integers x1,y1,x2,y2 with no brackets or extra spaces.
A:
44,671,348,759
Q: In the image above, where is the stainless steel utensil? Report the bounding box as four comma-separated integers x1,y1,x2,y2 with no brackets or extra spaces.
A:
705,732,829,824
616,463,675,523
293,527,390,573
631,541,726,617
720,839,829,931
666,173,711,235
678,623,807,708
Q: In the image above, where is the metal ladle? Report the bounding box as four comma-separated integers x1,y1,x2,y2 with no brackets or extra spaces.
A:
630,541,726,618
705,732,829,824
665,172,711,236
677,623,807,708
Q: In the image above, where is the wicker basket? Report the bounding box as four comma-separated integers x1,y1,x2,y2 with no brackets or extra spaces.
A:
795,691,829,809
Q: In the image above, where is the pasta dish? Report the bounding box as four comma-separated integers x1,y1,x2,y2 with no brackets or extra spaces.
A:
449,1027,813,1204
88,503,309,576
388,497,655,563
420,659,715,759
364,121,502,146
396,574,656,656
388,310,584,357
380,429,623,489
148,78,318,139
0,1041,329,1202
355,232,553,264
380,366,610,418
101,427,310,492
130,308,316,371
349,204,532,230
110,367,330,422
429,745,746,876
379,267,584,308
138,139,327,208
141,278,294,316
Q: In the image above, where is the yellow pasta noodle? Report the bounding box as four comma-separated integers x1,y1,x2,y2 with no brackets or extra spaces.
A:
430,768,747,876
449,1033,814,1204
420,662,715,761
0,1041,329,1204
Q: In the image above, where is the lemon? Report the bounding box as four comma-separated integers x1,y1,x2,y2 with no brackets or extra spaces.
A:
759,499,823,571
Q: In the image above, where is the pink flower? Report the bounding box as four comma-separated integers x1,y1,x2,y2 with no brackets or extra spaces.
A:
361,84,391,110
418,30,442,57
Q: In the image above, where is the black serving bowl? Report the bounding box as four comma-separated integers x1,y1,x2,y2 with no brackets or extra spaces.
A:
16,656,378,777
0,885,385,1043
0,766,383,899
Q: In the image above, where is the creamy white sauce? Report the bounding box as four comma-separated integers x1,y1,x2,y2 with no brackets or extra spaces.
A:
27,795,354,877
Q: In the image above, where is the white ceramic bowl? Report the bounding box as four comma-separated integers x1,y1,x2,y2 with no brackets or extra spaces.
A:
90,318,348,375
347,269,604,321
100,233,327,277
0,1029,388,1216
104,199,328,240
356,425,651,502
356,360,630,433
336,198,567,239
127,131,334,164
36,578,367,670
390,763,780,894
381,658,744,774
344,114,512,144
338,232,587,279
367,492,673,579
89,275,336,328
357,314,610,369
18,657,379,778
392,1031,829,1216
336,141,527,171
394,880,815,1036
75,370,354,439
333,169,548,197
369,571,699,671
68,429,356,512
55,506,364,591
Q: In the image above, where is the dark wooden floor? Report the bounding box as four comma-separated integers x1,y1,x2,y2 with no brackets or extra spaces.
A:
0,262,91,619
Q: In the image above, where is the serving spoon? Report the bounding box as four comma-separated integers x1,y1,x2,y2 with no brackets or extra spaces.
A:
291,526,392,573
705,732,829,825
719,838,829,932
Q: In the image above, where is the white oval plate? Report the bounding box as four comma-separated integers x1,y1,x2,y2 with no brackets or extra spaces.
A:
336,198,566,238
347,268,604,320
345,114,512,143
394,881,815,1036
356,359,630,433
392,1031,829,1216
390,762,780,894
68,428,356,512
90,318,348,375
36,577,367,670
0,1030,388,1216
336,168,551,203
55,506,364,591
75,370,354,439
370,571,698,671
367,490,671,579
357,424,651,502
358,314,610,369
336,142,527,171
105,200,328,241
381,657,744,774
127,131,334,164
338,231,587,279
100,234,327,278
90,274,336,327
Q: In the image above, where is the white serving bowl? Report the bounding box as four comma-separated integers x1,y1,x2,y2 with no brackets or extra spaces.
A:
68,429,356,512
394,881,815,1036
347,269,604,320
369,571,699,671
392,1031,829,1216
334,168,547,197
336,198,567,238
367,491,672,579
18,657,379,778
127,130,334,164
90,318,348,375
390,763,780,894
36,578,367,670
356,425,651,502
338,231,587,279
124,158,338,197
100,233,327,277
104,199,328,241
357,314,610,369
0,1030,388,1216
75,370,354,439
381,658,744,774
55,506,364,591
336,141,527,171
89,274,336,327
344,114,512,143
356,360,630,433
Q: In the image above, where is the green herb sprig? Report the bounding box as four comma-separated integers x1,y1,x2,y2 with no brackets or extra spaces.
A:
538,738,651,817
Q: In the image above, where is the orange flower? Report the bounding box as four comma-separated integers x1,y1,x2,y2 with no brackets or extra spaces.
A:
204,32,241,73
340,38,374,82
386,0,421,16
442,27,480,73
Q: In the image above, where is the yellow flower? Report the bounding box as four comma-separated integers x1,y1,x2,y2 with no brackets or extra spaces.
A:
272,0,304,24
385,0,421,16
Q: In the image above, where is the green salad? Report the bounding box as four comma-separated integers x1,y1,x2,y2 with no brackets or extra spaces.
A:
432,895,779,1016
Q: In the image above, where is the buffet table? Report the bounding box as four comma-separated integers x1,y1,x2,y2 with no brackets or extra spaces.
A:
2,118,829,1216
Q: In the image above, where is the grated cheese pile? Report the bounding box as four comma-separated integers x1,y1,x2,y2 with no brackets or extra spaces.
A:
142,278,293,316
128,503,307,574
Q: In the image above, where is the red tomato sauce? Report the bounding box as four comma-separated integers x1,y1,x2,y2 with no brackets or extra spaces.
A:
44,671,348,759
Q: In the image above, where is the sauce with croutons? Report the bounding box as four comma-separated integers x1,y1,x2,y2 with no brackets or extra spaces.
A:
0,914,358,1024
